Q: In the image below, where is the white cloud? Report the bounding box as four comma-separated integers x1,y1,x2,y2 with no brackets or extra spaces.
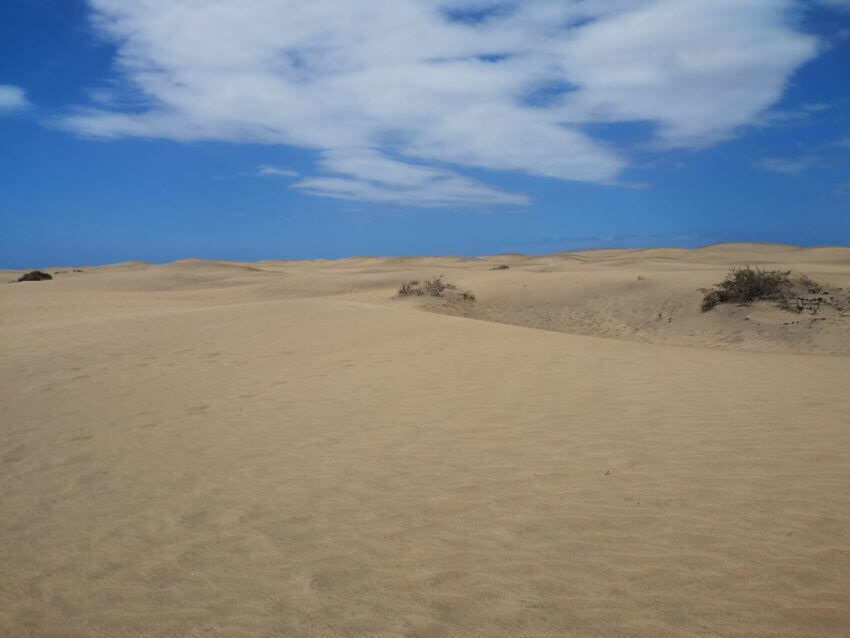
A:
258,165,299,178
60,0,819,206
293,148,529,206
0,85,28,113
755,156,818,174
758,102,834,125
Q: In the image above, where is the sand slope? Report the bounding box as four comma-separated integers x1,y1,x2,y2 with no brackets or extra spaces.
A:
2,244,849,636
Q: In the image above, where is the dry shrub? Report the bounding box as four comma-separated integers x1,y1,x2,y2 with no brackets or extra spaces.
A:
397,280,423,296
491,264,510,270
798,274,824,294
396,275,475,301
422,276,447,296
701,266,792,312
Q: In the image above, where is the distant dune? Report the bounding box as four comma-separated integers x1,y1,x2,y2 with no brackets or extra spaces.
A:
2,244,849,636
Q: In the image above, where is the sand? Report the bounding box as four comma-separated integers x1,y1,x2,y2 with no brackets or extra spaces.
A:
1,243,849,637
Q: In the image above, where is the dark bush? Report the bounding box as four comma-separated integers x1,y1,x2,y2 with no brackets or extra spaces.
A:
17,270,53,282
491,264,510,270
700,290,724,312
701,266,792,311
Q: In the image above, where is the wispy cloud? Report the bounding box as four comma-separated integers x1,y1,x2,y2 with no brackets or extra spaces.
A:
293,149,529,206
758,102,835,125
755,156,819,174
59,1,819,206
257,165,299,178
0,84,28,113
834,180,850,196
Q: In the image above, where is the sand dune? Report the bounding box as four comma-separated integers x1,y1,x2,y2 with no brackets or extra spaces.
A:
2,244,849,636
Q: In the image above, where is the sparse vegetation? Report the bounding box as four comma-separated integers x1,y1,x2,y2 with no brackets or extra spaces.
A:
698,266,840,314
423,276,447,296
701,266,792,311
397,280,423,296
798,274,824,295
17,270,53,282
397,275,450,297
491,264,510,270
397,275,475,302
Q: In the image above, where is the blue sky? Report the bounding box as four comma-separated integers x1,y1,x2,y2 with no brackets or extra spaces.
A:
1,0,848,268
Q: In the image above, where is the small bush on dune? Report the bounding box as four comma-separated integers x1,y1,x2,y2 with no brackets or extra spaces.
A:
17,270,52,282
700,266,792,311
491,264,510,270
422,276,447,296
396,275,475,301
398,280,423,296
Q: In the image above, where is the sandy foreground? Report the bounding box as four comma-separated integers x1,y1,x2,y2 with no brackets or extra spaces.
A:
1,243,849,637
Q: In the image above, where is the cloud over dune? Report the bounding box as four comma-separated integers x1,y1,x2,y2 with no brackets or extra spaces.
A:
63,0,819,206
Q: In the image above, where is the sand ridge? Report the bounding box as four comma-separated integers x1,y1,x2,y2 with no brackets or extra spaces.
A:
1,244,850,636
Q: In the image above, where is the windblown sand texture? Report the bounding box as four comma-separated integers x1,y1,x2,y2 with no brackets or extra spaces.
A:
2,243,850,637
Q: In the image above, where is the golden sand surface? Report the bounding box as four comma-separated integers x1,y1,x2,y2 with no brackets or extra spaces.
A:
2,243,849,636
